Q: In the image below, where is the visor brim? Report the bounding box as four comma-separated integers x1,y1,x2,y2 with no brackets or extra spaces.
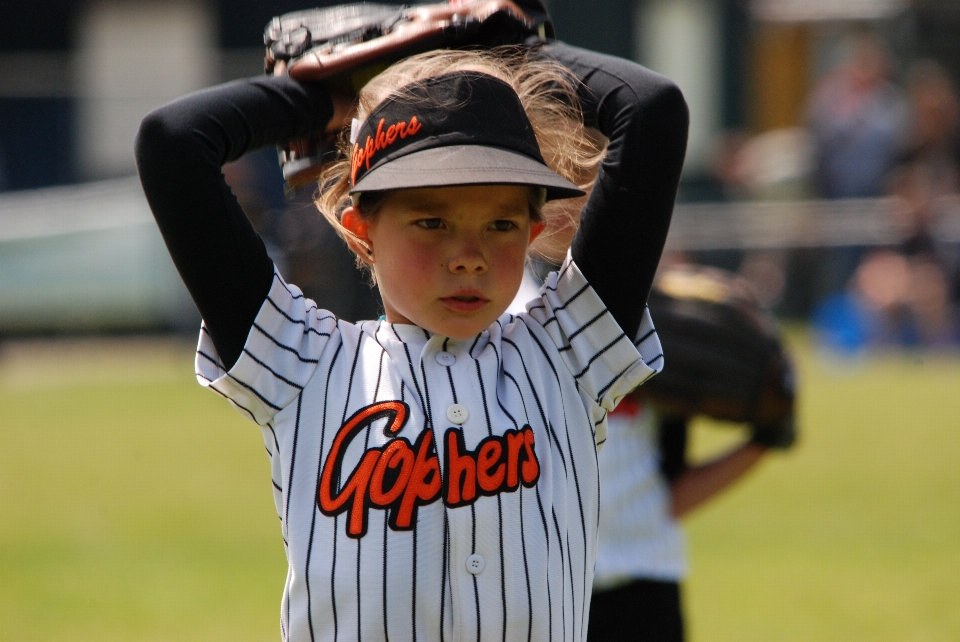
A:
350,145,585,201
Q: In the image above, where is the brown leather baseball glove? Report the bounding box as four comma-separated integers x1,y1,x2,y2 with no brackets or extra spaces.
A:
264,0,552,188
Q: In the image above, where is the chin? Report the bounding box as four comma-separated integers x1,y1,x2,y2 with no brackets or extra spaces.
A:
435,313,502,339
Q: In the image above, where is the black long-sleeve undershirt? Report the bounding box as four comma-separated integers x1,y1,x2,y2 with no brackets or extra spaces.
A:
135,76,334,368
544,42,689,342
135,44,687,371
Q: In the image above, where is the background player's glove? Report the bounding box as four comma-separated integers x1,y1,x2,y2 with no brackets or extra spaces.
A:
635,265,797,436
264,0,553,188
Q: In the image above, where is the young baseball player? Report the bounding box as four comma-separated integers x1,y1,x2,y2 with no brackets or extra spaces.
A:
135,42,687,642
588,404,784,642
586,262,798,642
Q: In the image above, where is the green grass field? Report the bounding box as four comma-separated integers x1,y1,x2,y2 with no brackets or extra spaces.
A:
1,331,958,641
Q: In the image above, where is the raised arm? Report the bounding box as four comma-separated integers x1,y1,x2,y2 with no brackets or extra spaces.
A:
541,42,689,338
135,76,334,369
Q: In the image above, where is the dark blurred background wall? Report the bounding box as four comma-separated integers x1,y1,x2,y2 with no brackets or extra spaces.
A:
6,0,959,192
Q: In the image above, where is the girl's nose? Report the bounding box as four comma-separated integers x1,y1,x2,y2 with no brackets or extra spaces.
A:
448,241,488,274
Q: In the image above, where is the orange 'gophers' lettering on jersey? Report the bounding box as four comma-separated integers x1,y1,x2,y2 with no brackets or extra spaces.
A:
317,400,429,538
317,401,540,538
350,115,423,185
443,426,539,508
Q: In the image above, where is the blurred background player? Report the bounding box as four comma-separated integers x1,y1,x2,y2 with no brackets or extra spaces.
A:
588,380,796,642
514,260,797,642
585,262,797,642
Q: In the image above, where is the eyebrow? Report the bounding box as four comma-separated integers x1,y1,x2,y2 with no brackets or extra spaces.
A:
401,199,529,217
403,200,449,215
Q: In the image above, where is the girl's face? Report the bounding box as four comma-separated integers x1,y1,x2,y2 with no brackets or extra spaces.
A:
342,185,544,339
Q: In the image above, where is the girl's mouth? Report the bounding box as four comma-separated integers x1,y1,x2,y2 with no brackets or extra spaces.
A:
440,294,489,313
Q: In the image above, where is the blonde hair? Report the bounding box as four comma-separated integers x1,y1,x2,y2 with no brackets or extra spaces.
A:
316,47,605,272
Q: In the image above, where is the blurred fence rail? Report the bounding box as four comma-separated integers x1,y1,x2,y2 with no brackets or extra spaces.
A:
0,177,153,242
0,177,198,334
7,177,958,249
3,177,960,333
666,197,960,251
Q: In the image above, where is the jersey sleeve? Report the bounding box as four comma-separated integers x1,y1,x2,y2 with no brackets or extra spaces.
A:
526,254,664,415
195,269,341,426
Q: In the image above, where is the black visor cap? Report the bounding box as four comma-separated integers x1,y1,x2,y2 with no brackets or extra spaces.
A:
348,71,584,201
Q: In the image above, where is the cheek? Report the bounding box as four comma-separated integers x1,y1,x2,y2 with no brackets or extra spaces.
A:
490,241,530,294
386,238,440,273
501,252,528,288
375,237,440,293
494,240,530,271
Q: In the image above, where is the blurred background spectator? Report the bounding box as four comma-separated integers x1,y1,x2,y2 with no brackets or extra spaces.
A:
817,56,960,351
806,33,909,200
814,54,960,352
899,58,960,190
804,33,909,301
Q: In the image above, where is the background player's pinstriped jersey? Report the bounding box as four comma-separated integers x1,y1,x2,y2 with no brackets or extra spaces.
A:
196,255,664,642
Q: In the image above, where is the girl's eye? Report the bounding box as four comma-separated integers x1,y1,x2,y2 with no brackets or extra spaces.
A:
415,218,444,230
490,220,518,232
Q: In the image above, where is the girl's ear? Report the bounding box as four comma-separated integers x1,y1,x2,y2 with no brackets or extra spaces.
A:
341,206,375,264
529,221,546,244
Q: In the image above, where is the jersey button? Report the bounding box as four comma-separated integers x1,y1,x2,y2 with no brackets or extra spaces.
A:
465,553,485,575
436,351,456,366
447,404,469,425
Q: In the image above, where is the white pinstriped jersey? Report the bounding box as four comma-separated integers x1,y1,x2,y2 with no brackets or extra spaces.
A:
196,255,664,642
593,403,686,589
